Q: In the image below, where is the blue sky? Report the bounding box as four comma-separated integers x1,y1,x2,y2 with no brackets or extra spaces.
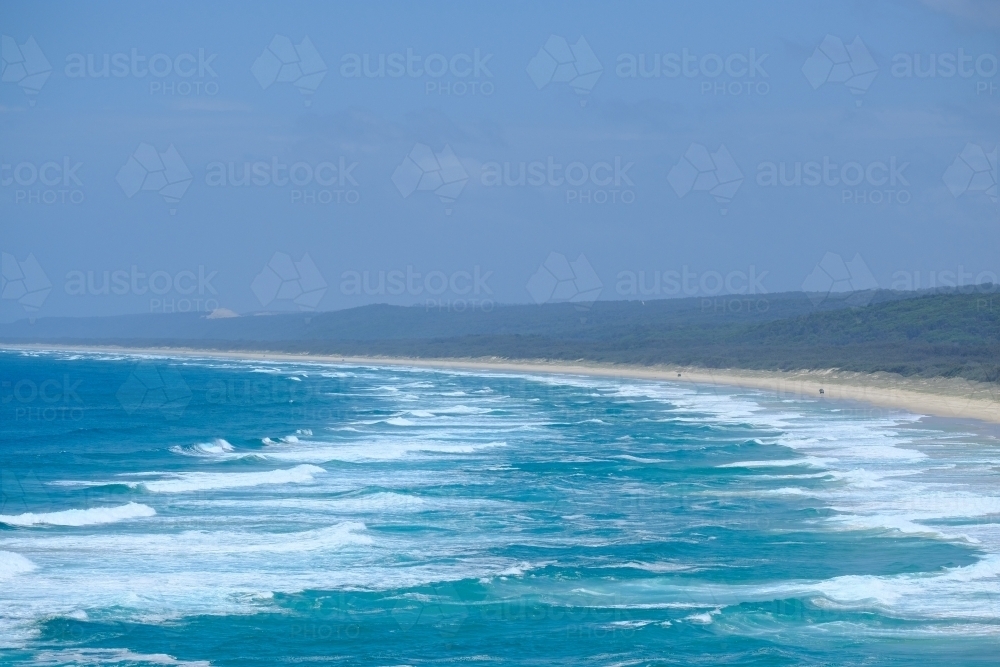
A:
1,0,998,319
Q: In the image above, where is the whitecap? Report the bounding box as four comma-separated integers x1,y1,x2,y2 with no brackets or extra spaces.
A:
111,465,325,493
29,649,211,666
684,608,722,624
0,503,155,527
612,455,668,464
0,551,36,579
606,561,692,573
259,440,505,463
170,439,236,458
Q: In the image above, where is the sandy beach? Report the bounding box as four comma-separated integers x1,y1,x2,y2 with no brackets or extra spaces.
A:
3,342,999,425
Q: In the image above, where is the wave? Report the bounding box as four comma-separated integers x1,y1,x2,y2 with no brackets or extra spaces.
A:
684,608,722,624
258,440,505,463
827,511,985,544
0,551,36,579
109,465,325,493
0,503,155,527
612,454,668,464
718,457,835,468
142,464,324,493
29,649,211,666
805,555,1000,620
605,561,693,573
169,438,241,458
429,405,492,415
2,521,372,556
332,492,426,512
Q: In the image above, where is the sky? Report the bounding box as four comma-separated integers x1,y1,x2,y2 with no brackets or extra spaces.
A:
1,0,998,320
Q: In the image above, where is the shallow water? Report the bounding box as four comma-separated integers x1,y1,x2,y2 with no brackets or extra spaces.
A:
1,349,999,665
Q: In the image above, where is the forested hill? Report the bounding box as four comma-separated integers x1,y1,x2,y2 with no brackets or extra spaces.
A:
2,288,998,382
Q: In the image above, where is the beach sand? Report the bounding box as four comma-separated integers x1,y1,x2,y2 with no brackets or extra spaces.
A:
4,343,999,425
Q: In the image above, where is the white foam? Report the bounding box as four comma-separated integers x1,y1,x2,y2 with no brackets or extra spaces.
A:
169,439,238,458
804,555,1000,620
0,551,36,579
0,503,155,527
428,405,492,415
29,649,211,666
827,514,979,543
2,521,371,555
718,457,835,469
684,608,722,624
609,561,692,573
612,455,668,464
113,464,325,493
258,439,505,463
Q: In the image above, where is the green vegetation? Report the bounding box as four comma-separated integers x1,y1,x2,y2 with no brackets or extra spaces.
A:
3,289,998,382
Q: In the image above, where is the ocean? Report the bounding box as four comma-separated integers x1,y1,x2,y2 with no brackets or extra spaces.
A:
1,349,998,665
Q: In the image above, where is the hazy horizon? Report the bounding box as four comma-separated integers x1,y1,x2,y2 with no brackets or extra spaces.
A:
2,0,998,322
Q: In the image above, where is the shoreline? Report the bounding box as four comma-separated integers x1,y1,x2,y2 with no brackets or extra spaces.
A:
3,342,999,425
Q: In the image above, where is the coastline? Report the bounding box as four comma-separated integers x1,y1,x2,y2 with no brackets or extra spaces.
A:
3,342,999,425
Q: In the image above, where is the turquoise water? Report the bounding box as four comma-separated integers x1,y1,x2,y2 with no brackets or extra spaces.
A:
1,349,999,665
